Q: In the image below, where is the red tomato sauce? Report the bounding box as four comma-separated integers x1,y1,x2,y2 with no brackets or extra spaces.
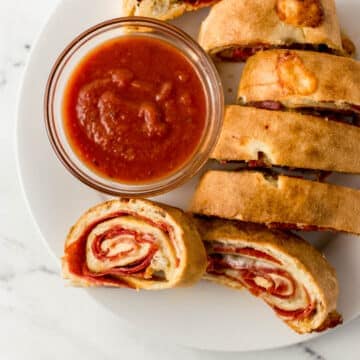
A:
62,36,206,183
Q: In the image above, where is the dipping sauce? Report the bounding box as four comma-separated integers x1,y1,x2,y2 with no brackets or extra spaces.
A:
62,36,207,183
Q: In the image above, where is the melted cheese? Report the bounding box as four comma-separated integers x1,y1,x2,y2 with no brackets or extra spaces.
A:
276,0,323,27
277,52,318,95
223,254,276,270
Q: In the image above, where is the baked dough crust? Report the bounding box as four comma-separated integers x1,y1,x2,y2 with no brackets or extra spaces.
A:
341,30,356,57
198,0,344,57
212,105,360,173
194,217,341,333
190,170,360,234
238,49,360,109
122,0,218,21
62,198,207,290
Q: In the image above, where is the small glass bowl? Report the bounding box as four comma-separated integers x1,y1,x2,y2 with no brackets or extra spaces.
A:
44,17,224,197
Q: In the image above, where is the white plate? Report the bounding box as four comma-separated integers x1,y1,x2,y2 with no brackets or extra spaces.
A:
16,0,360,352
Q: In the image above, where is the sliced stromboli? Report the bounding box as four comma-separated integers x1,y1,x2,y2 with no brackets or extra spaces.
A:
190,170,360,234
194,217,342,333
62,199,207,289
198,0,347,61
122,0,219,21
237,50,360,118
212,106,360,173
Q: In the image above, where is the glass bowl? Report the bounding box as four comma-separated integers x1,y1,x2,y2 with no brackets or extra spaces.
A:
44,17,224,197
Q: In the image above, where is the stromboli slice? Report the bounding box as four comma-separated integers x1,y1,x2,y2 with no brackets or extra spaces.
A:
194,217,342,334
62,198,207,289
122,0,219,21
212,106,360,173
237,50,360,118
190,171,360,234
198,0,346,61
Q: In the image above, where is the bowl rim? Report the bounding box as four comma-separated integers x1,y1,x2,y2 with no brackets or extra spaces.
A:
44,16,224,197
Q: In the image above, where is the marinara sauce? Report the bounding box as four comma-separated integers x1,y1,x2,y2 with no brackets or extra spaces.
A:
62,36,206,183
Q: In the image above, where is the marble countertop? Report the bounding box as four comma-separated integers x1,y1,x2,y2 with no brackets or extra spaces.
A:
2,0,360,358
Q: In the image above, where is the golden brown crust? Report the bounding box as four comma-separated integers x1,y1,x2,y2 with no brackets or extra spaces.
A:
203,272,244,290
275,0,324,28
190,170,360,234
341,30,357,57
193,217,340,333
212,106,360,173
276,52,319,95
122,0,218,21
238,49,360,108
198,0,344,57
314,310,343,332
62,198,207,290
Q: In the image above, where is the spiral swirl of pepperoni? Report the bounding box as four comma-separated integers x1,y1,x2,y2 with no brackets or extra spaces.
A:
207,244,315,320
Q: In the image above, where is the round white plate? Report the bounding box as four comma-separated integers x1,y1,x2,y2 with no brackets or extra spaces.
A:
16,0,360,351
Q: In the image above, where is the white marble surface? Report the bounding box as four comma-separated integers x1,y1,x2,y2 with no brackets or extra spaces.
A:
3,0,360,358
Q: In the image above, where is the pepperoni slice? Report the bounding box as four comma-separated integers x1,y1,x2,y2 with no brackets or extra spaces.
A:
91,227,152,261
64,210,177,286
271,289,315,321
84,243,159,276
207,248,314,321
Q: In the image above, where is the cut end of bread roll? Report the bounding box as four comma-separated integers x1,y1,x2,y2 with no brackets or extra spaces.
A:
194,217,342,333
62,198,207,290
